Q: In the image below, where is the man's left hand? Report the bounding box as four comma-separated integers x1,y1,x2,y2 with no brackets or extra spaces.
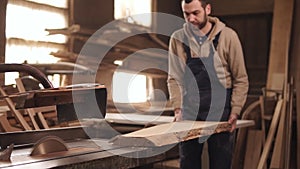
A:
228,113,239,132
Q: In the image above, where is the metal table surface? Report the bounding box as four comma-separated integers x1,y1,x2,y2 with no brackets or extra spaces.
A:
0,138,170,169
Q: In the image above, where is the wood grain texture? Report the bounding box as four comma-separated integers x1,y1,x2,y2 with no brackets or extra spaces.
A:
110,120,255,147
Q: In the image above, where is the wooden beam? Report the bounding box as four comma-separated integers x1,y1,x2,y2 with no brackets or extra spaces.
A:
211,0,274,16
8,38,65,49
0,0,7,85
266,0,294,90
110,120,255,147
270,97,287,168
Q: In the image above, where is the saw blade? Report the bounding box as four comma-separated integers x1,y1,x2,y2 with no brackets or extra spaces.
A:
30,135,68,156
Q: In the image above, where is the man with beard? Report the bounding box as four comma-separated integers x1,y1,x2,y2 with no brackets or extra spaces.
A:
167,0,249,168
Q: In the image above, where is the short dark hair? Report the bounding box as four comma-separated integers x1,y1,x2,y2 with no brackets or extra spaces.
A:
182,0,209,8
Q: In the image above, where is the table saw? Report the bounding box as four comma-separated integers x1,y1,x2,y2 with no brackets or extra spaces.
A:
0,63,254,169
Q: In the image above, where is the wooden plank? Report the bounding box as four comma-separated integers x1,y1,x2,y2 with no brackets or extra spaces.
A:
266,0,294,90
45,24,96,36
105,113,173,125
211,0,274,16
110,120,255,147
269,109,285,168
257,98,283,169
243,130,264,169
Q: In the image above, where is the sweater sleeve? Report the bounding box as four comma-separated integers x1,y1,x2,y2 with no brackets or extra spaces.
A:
167,34,186,109
227,30,249,116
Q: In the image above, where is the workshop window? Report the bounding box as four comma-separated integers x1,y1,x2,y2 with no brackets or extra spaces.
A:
5,0,68,86
114,0,152,27
113,72,147,103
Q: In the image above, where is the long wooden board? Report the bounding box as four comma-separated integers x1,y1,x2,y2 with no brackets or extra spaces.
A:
110,120,255,147
266,0,294,90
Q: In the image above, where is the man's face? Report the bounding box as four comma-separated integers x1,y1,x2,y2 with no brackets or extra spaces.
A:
182,0,211,30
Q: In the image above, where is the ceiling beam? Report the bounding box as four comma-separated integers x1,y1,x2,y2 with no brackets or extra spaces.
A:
211,0,274,16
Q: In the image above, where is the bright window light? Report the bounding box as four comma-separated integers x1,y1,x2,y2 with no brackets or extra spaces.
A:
6,4,67,43
114,0,152,27
5,43,61,64
27,0,68,8
113,72,147,103
5,41,64,86
5,1,68,86
113,60,123,66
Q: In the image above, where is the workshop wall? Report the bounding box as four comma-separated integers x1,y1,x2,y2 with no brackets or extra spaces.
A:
0,0,297,105
69,0,274,97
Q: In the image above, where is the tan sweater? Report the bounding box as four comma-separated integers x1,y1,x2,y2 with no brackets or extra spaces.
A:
167,16,249,116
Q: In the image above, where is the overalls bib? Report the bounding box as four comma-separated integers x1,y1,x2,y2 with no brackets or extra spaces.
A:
182,34,231,122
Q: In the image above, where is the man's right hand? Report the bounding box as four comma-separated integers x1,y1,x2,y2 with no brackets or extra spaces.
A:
173,108,183,121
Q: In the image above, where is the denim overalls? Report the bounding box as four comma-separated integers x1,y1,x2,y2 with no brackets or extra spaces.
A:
179,32,235,169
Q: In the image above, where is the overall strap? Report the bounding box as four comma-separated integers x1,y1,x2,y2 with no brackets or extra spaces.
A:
212,31,221,49
183,34,192,59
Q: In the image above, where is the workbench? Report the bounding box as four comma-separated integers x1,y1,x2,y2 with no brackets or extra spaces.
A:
0,113,254,169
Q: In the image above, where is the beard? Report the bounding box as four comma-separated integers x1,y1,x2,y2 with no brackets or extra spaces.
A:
198,14,208,29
